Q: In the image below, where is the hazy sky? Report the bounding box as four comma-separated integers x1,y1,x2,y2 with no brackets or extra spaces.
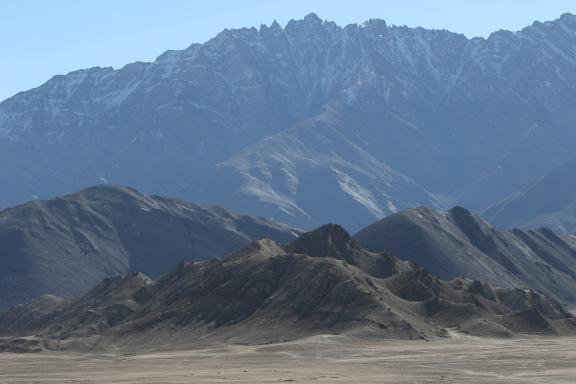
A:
2,0,575,101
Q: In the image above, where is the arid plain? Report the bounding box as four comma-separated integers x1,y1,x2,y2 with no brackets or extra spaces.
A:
2,334,576,384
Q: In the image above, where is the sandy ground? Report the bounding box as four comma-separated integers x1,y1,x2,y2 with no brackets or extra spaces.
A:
1,335,576,383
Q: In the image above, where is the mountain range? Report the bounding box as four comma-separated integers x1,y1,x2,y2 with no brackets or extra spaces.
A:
2,224,575,353
3,185,576,312
355,206,576,304
2,13,576,231
0,185,298,309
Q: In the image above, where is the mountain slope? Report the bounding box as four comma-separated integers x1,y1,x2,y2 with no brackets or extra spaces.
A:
0,185,298,309
2,14,576,230
2,224,575,352
354,207,576,304
485,158,576,232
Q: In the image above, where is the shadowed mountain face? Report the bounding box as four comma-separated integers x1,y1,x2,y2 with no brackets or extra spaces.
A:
1,225,575,352
355,206,576,304
485,158,576,233
2,14,576,230
0,185,299,309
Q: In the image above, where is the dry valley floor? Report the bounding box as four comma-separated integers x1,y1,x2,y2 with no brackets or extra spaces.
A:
1,335,576,383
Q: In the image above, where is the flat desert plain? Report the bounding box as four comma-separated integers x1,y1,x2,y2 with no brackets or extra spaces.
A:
1,334,576,383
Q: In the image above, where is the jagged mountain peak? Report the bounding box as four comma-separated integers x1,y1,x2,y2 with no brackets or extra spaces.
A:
259,19,283,34
288,223,358,260
487,28,517,41
362,18,388,29
559,12,576,23
540,12,576,27
2,13,576,231
303,12,323,24
519,12,576,38
284,13,340,36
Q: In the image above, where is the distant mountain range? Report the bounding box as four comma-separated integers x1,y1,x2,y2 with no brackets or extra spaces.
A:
2,13,576,231
2,223,575,352
355,206,576,304
0,185,298,309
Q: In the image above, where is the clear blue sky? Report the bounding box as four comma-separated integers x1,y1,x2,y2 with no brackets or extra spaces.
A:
2,0,575,102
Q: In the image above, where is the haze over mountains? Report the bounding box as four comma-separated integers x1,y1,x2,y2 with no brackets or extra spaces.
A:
2,13,576,230
486,158,576,233
0,185,298,309
2,224,575,353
